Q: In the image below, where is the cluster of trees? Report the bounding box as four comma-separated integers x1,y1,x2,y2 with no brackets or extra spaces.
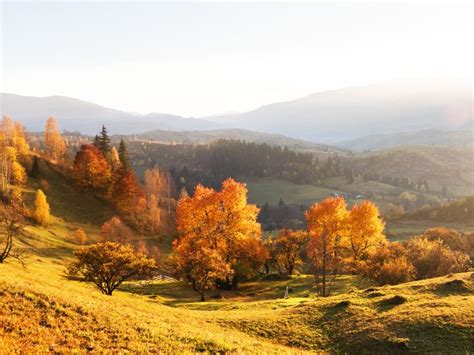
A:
0,115,29,199
0,115,54,264
72,126,165,234
170,182,471,300
258,200,306,230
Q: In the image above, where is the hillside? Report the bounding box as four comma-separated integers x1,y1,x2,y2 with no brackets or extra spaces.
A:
348,145,474,196
337,129,474,151
128,128,340,153
399,196,474,225
1,163,473,352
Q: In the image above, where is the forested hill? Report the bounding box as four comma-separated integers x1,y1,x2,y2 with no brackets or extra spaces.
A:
128,139,344,186
399,196,474,224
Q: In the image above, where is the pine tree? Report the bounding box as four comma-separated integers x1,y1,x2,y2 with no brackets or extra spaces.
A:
93,134,100,148
118,139,130,171
30,156,41,179
97,125,111,155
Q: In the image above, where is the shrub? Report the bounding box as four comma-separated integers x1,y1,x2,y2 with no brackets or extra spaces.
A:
68,242,156,295
357,242,416,285
404,237,470,279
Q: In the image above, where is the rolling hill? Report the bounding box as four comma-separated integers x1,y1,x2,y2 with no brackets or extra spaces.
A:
348,145,474,196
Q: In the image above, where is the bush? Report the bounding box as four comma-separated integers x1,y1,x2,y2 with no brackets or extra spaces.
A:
68,242,156,295
404,237,471,279
357,242,416,286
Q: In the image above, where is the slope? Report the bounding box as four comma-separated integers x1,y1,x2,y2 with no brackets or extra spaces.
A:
1,161,473,352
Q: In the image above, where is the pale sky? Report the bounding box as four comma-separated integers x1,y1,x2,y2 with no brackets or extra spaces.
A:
1,1,472,117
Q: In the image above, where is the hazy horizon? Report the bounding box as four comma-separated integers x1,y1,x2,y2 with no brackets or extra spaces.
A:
2,2,472,117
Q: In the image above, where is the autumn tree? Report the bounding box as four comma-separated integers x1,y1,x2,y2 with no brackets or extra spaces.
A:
358,242,416,285
101,216,133,244
73,144,111,190
422,227,470,254
68,242,156,295
144,166,174,214
0,201,26,263
14,122,29,154
346,201,386,270
108,146,121,171
44,116,66,161
74,228,87,245
404,237,470,279
272,229,308,276
133,195,161,235
0,117,27,195
172,178,262,300
305,197,348,297
108,169,144,215
33,189,50,226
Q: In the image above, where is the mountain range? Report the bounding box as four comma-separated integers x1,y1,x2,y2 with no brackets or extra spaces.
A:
1,77,472,144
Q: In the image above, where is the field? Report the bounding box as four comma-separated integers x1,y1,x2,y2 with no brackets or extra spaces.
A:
246,178,337,206
1,164,473,352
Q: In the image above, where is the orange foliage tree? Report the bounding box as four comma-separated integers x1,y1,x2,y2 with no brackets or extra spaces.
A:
305,197,349,297
44,116,66,161
73,144,111,190
101,216,133,244
172,178,263,300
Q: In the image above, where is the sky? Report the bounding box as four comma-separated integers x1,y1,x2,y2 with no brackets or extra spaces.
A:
1,1,472,117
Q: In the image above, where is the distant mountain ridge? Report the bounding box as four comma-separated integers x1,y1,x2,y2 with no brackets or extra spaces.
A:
0,93,219,134
214,78,472,142
2,77,472,143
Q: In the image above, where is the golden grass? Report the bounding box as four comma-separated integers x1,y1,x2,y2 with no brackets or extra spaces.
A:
1,161,472,353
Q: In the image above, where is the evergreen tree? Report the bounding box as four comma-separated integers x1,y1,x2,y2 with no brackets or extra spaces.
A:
93,134,100,148
97,125,111,155
118,139,130,171
30,155,41,179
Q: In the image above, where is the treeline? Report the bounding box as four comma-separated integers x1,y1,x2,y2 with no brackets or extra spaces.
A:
128,139,344,186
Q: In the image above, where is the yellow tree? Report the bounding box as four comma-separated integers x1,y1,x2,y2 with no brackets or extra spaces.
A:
33,189,50,226
12,122,30,158
44,116,66,161
305,197,348,297
346,201,386,270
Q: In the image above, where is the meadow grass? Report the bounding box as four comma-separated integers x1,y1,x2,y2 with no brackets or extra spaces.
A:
1,162,473,353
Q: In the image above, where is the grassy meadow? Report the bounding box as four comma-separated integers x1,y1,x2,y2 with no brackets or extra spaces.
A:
1,162,473,353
